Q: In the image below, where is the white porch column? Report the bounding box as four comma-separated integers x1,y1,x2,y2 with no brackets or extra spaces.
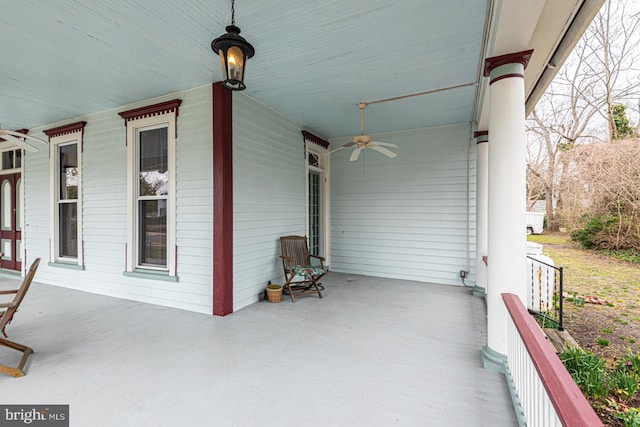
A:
473,131,488,297
484,50,533,360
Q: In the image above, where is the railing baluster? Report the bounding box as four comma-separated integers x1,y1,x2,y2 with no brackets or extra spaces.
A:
503,293,603,427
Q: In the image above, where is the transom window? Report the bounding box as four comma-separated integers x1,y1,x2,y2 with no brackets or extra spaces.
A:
1,149,22,171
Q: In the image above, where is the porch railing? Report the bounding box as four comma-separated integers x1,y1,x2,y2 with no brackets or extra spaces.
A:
502,293,603,427
526,255,563,330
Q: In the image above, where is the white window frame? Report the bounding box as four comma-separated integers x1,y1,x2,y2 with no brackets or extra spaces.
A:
49,130,83,266
305,143,330,266
125,112,177,276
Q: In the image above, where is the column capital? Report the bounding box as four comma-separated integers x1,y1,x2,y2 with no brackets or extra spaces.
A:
474,130,489,143
483,49,534,77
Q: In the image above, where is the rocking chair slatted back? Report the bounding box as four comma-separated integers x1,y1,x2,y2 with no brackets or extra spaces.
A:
0,258,40,334
280,235,311,270
0,258,40,377
279,236,325,302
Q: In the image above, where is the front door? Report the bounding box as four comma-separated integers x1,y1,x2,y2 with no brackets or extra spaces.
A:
0,173,22,271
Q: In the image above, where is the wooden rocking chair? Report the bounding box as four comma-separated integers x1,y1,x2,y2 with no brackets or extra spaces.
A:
0,258,40,377
279,236,325,302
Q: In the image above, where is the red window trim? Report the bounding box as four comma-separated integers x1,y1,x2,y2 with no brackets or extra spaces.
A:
302,130,330,149
43,121,87,138
118,99,182,124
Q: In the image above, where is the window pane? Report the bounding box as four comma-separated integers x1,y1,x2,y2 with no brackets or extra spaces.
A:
139,128,168,197
59,143,78,200
59,202,78,258
1,179,11,231
15,150,21,168
2,151,13,170
139,199,167,266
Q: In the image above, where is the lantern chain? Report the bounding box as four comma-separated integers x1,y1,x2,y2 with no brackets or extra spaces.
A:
231,0,235,25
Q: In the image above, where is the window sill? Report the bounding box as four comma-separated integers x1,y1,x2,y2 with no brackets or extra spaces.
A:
48,261,85,271
123,269,179,282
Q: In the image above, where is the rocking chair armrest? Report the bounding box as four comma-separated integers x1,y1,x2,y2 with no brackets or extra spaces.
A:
310,254,326,267
0,301,16,308
0,289,18,295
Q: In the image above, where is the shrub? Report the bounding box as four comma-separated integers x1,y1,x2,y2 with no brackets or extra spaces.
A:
610,369,640,400
571,215,618,249
559,347,610,398
616,408,640,427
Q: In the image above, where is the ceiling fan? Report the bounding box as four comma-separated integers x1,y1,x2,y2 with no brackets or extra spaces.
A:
330,103,398,162
0,129,47,152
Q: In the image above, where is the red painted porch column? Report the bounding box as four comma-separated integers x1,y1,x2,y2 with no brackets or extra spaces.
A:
213,82,233,316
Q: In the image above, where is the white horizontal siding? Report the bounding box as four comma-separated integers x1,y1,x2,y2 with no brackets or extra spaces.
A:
24,85,214,314
232,94,305,311
330,123,476,286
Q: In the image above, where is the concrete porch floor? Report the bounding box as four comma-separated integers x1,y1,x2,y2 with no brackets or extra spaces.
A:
0,272,517,426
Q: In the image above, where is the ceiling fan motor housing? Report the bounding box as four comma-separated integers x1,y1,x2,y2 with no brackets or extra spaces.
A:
353,134,372,145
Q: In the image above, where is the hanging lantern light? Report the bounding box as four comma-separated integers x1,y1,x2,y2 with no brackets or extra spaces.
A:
211,0,255,91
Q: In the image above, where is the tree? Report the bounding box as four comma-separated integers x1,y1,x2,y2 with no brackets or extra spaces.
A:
584,0,640,140
526,0,640,230
612,103,635,139
561,139,640,250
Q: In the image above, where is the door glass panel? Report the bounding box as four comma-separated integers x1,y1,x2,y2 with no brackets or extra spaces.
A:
1,179,11,231
59,203,78,258
138,199,167,266
309,171,321,256
16,240,22,262
1,239,11,260
16,178,22,231
139,128,168,197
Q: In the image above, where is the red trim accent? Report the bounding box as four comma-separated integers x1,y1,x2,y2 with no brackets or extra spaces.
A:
0,173,22,272
212,83,234,316
502,293,604,427
473,131,488,138
118,99,182,124
43,121,87,138
301,130,330,149
483,49,534,77
490,73,525,85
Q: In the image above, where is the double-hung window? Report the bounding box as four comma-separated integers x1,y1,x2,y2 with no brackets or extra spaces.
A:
119,100,180,277
44,122,86,266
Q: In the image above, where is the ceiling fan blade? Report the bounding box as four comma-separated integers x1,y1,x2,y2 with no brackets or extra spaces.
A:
0,133,40,152
327,141,358,156
369,145,397,159
349,147,363,162
372,141,399,148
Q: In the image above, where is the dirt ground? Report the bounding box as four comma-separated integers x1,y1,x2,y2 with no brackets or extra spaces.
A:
530,234,640,426
534,235,640,361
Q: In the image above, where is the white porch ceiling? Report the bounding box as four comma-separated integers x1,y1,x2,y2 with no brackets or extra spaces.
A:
1,0,595,139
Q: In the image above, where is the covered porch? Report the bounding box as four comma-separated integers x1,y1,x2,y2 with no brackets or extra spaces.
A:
1,272,516,426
